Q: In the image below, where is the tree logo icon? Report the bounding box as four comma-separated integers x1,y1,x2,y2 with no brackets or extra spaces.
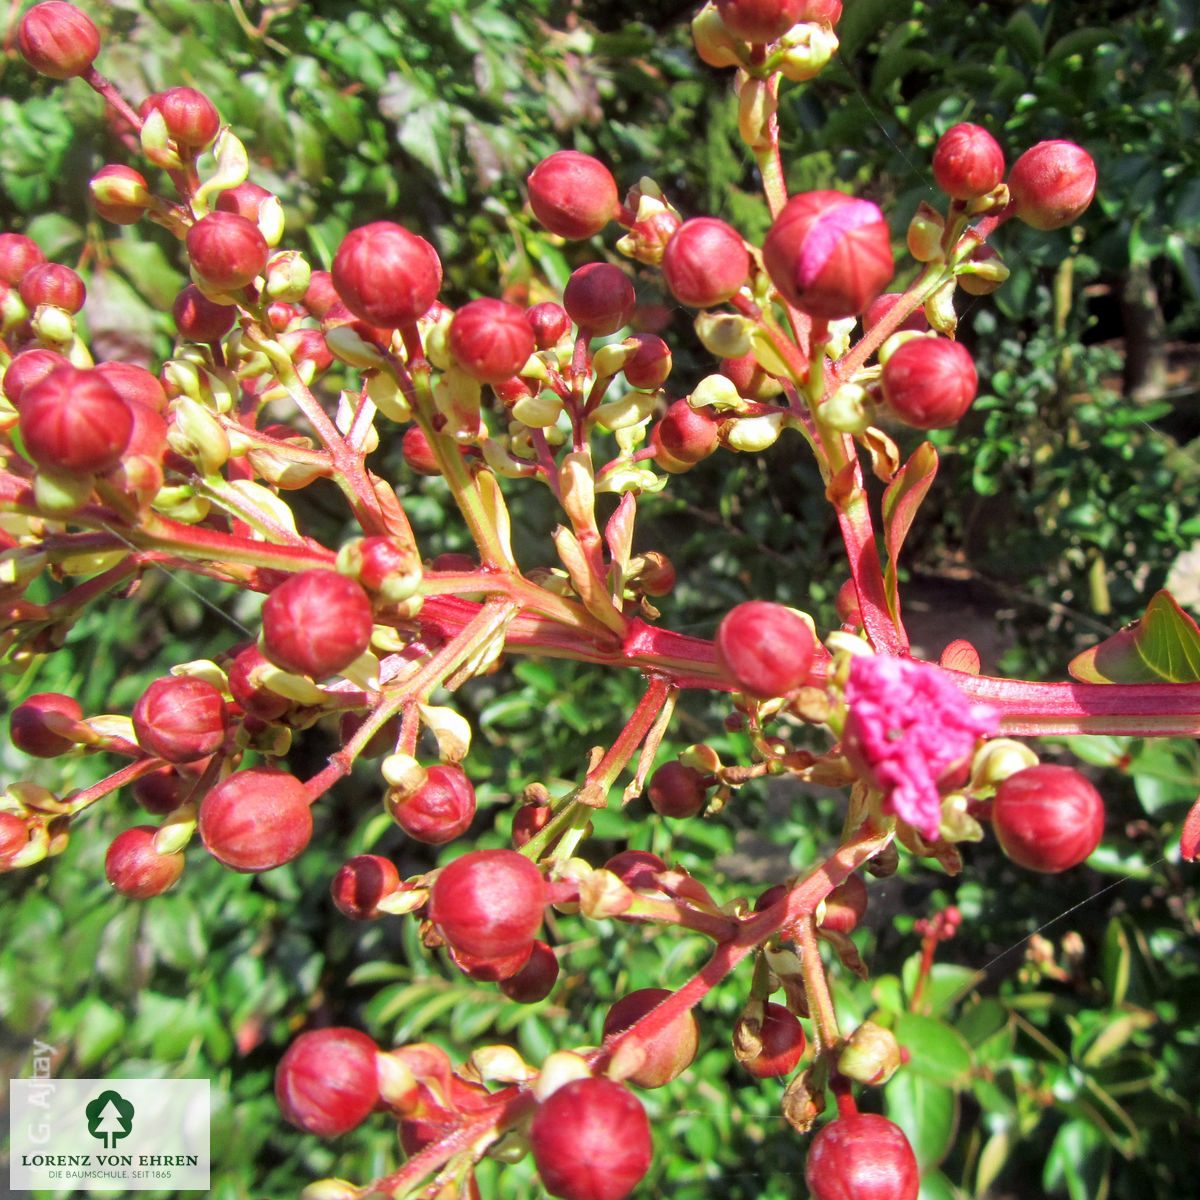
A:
85,1090,135,1149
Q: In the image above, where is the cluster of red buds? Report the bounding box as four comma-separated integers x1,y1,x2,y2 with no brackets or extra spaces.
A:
2,2,1194,1199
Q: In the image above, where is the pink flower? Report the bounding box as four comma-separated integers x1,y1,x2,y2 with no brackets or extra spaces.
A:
841,655,997,840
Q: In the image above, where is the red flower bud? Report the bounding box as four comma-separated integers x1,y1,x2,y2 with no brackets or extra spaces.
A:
19,365,132,474
932,123,1005,201
198,766,313,872
661,217,750,308
387,763,477,844
131,765,192,816
275,1027,380,1137
498,938,559,1003
604,849,667,891
763,190,893,319
0,233,45,288
819,872,868,933
714,600,816,699
132,675,228,764
563,263,636,336
737,1002,806,1077
647,761,707,819
10,691,82,757
428,848,546,959
991,763,1105,873
721,351,779,400
18,1,100,79
2,348,67,405
227,644,291,720
302,269,340,319
105,826,184,898
652,399,720,466
261,569,374,679
19,262,85,314
144,86,220,150
528,151,618,240
448,940,534,982
172,283,236,342
603,987,699,1088
531,1076,653,1200
512,803,552,848
401,424,442,476
186,211,269,292
94,361,167,412
332,221,442,327
448,298,535,384
526,301,572,349
330,854,401,920
622,333,672,390
215,181,275,223
0,812,30,865
805,1113,919,1200
881,336,977,429
89,164,151,224
1008,140,1097,230
716,0,807,43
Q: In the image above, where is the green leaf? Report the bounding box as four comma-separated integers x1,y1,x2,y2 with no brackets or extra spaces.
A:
1043,1119,1110,1200
71,998,126,1068
900,957,981,1018
885,1071,958,1170
893,1012,975,1088
1068,590,1200,682
882,442,938,627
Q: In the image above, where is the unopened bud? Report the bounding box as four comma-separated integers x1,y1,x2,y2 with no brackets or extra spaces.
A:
923,278,957,336
737,75,777,152
691,372,745,412
168,398,231,475
264,251,311,303
837,1020,902,1085
775,23,838,81
906,202,945,262
695,312,753,359
970,738,1039,790
691,3,743,68
723,411,783,452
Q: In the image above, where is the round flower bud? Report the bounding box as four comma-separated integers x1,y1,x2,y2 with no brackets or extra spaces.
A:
0,233,45,287
563,263,636,336
1008,140,1097,230
172,283,236,342
714,600,816,700
144,87,220,150
18,2,100,79
10,691,82,757
0,812,31,865
19,365,132,474
991,763,1105,873
186,211,269,292
932,123,1005,201
647,761,707,819
401,424,442,476
261,569,374,679
881,336,977,429
19,262,85,314
94,361,167,412
198,766,313,872
227,644,291,720
805,1113,919,1200
2,347,67,405
737,1002,806,1078
604,850,667,891
661,217,749,308
89,164,151,225
448,298,535,385
652,399,719,467
603,987,699,1089
104,826,184,898
531,1076,652,1200
332,221,442,327
386,764,477,844
526,301,572,349
528,151,618,240
427,848,546,960
819,872,868,933
330,854,401,920
498,938,559,1003
275,1027,380,1138
622,333,672,390
132,675,228,764
131,765,191,816
215,181,275,223
763,191,893,319
716,0,807,43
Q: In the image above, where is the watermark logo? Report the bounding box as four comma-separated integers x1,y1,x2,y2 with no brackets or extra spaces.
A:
85,1090,135,1149
9,1078,209,1191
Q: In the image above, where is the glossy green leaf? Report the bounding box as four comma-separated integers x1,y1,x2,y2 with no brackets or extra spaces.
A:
885,1071,959,1170
1068,590,1200,683
900,957,982,1018
1044,1118,1110,1200
894,1012,975,1088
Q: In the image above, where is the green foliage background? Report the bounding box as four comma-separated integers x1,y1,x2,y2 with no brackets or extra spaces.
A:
2,2,1200,1199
